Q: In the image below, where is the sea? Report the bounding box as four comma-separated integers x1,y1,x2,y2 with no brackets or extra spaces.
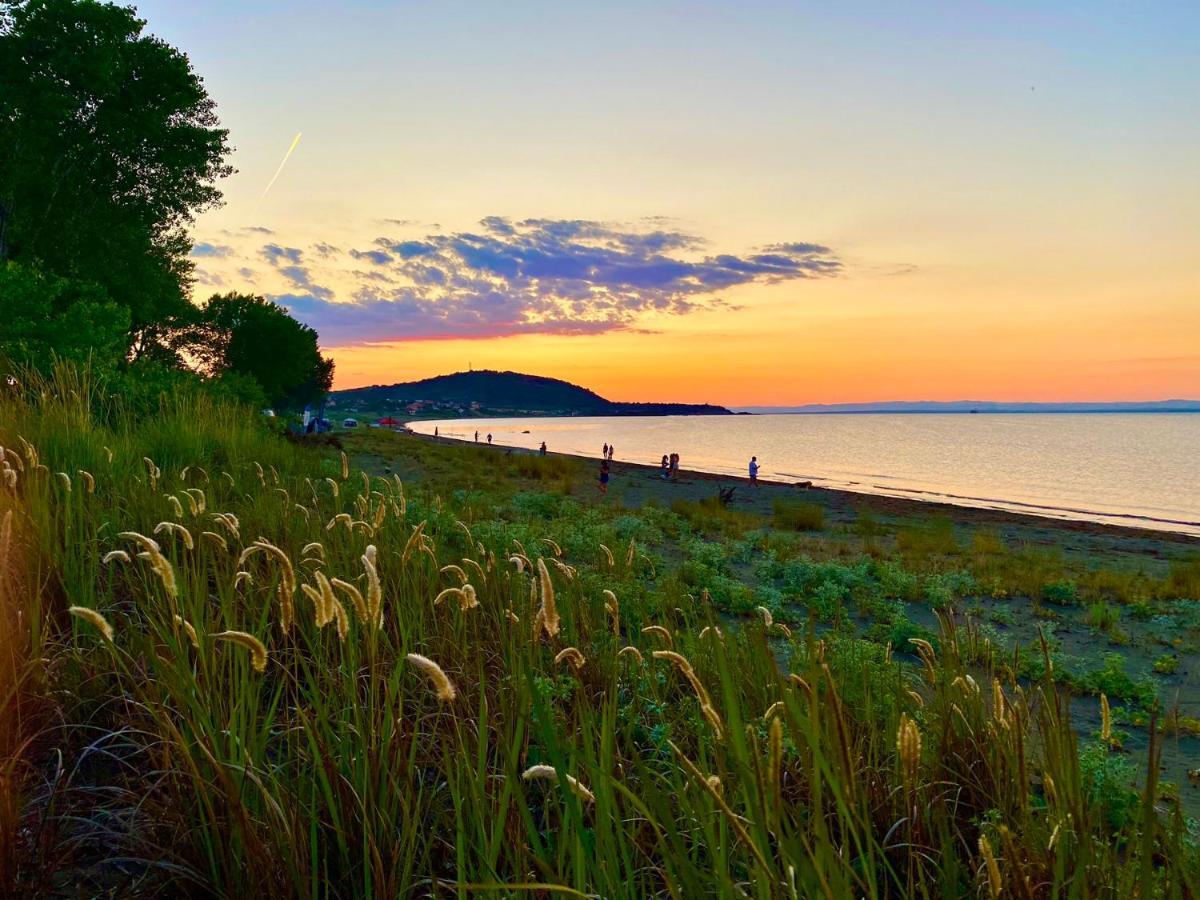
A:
407,413,1200,536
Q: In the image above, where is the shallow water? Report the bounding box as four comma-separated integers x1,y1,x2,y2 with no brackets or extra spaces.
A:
410,413,1200,535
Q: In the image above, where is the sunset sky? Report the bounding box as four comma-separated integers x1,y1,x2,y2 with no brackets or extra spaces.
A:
141,1,1199,406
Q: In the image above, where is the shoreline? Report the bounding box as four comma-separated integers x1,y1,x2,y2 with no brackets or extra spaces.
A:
406,428,1200,547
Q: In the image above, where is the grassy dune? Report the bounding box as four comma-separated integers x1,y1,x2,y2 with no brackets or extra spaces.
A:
3,366,1199,896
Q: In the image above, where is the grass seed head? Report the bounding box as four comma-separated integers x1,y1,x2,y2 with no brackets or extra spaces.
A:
536,557,560,638
68,606,114,642
978,835,1002,899
173,615,200,649
211,630,268,672
521,765,595,803
554,647,586,671
642,625,673,648
406,653,456,701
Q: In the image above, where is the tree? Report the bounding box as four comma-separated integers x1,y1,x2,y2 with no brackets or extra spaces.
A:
0,0,232,351
0,260,130,369
202,294,334,410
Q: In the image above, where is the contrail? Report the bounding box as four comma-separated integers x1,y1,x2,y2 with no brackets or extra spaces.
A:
259,131,303,201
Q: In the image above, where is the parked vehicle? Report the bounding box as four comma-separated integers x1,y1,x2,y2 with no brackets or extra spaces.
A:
342,418,359,428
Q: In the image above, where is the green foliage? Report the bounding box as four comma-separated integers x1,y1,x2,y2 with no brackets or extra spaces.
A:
1153,654,1179,675
896,517,958,556
5,363,1200,896
198,293,333,410
1079,740,1140,832
1079,654,1157,709
0,0,232,339
0,262,129,369
773,499,824,531
1086,601,1119,632
1043,580,1079,606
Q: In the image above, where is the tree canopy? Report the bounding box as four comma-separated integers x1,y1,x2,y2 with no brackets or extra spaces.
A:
0,1,335,413
0,0,233,345
201,293,334,410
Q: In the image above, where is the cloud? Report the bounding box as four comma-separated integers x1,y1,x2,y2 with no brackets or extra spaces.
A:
261,244,304,266
265,217,841,346
350,248,394,265
278,264,334,300
191,242,233,258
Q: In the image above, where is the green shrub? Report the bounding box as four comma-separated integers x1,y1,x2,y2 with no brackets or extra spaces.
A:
1086,601,1119,632
773,500,824,532
1043,580,1079,606
1153,654,1179,675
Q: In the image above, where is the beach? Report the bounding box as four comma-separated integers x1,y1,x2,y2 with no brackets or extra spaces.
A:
407,429,1200,556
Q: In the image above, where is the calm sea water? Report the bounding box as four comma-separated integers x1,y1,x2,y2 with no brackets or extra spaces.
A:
409,414,1200,535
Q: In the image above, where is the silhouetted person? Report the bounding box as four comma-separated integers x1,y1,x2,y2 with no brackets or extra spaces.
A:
749,456,760,486
487,433,492,445
603,442,609,458
539,441,547,456
474,430,479,442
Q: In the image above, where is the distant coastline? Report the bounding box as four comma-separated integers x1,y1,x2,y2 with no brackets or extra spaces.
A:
737,400,1200,415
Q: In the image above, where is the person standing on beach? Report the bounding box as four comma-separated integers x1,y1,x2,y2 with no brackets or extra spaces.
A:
474,431,479,442
661,454,670,480
603,442,608,459
487,433,492,445
607,444,614,461
598,459,610,493
434,426,439,438
539,441,547,456
749,456,760,486
669,452,679,479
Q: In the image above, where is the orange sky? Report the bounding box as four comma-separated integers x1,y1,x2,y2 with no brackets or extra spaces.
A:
159,1,1200,406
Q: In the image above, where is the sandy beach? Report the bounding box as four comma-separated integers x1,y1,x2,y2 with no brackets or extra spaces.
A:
409,430,1200,558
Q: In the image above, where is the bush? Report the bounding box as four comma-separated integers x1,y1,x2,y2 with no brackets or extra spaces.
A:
773,500,824,532
1153,654,1179,675
1086,602,1119,632
1042,580,1079,606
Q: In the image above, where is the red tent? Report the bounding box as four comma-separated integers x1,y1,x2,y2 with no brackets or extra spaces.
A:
377,417,402,427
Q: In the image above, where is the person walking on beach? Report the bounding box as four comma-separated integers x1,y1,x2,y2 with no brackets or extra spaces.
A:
598,459,610,494
607,444,614,461
539,441,547,456
660,454,670,480
474,430,479,442
487,433,492,445
749,456,760,486
603,442,609,459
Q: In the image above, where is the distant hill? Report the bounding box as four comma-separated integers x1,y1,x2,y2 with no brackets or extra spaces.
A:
332,370,732,417
737,400,1200,414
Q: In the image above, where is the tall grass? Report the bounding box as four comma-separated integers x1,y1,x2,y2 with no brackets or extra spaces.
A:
1,364,1197,896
